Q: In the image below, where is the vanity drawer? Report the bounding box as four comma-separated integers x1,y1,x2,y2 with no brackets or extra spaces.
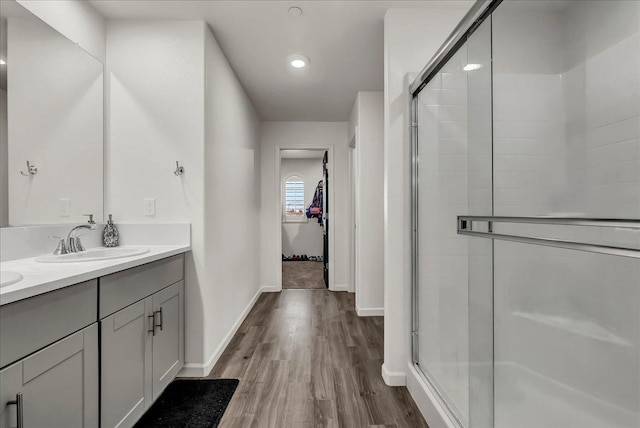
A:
0,279,98,368
99,254,184,319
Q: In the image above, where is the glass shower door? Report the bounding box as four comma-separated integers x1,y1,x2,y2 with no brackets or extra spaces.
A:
488,2,640,427
413,16,493,428
413,1,640,427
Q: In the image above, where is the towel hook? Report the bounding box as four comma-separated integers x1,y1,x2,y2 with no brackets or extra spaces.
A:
174,161,184,176
20,161,37,176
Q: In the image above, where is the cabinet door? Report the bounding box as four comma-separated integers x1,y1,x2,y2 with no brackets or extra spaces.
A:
101,298,153,428
151,281,184,400
0,324,98,428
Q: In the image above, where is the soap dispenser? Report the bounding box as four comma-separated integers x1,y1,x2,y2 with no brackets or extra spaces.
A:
103,214,120,247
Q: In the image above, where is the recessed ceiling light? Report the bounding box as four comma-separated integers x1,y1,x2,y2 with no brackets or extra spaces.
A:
288,54,309,69
288,6,302,17
463,63,482,71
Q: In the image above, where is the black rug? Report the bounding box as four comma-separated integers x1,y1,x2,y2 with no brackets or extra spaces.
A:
134,379,239,428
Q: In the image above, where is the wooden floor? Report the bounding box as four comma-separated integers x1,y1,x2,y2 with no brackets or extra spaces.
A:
209,289,428,428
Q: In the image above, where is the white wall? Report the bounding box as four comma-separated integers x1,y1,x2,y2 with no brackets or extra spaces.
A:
107,20,207,369
383,7,471,392
107,20,262,376
348,91,385,316
17,0,106,62
280,158,323,257
201,23,262,376
8,16,103,225
260,122,349,290
107,21,204,225
0,89,7,226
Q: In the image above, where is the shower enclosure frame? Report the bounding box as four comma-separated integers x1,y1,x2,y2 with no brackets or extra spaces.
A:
410,0,640,426
410,1,501,425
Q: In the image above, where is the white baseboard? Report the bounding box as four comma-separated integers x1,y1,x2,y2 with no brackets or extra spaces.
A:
179,285,271,378
332,283,348,291
406,362,458,428
381,363,406,386
356,306,384,317
260,285,280,293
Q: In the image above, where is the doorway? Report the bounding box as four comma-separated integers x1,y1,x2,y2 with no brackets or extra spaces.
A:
280,149,328,289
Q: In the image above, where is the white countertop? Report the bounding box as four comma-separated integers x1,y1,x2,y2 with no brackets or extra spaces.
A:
0,245,191,306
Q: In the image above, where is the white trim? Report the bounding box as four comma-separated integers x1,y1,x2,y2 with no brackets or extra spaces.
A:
406,362,459,428
179,285,276,378
353,125,360,296
332,283,348,292
356,306,384,317
282,216,308,224
348,136,358,294
381,362,406,386
276,146,335,292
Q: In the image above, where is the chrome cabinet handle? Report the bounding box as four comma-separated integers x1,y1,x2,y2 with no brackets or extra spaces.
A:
148,314,156,336
7,392,24,428
154,308,163,331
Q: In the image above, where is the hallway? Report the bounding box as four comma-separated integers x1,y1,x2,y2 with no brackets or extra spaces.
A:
209,290,427,427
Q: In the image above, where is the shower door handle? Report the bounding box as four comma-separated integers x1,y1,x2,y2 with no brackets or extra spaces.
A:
457,216,640,259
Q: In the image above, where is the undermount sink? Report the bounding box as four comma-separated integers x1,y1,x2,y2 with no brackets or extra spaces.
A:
36,247,150,263
1,271,24,288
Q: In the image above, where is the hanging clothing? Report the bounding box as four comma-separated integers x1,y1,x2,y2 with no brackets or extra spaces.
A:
306,180,324,223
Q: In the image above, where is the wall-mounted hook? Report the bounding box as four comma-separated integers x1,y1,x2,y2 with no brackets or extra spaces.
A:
20,161,37,176
174,161,185,176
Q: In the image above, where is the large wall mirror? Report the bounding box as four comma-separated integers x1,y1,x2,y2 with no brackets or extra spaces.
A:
0,0,103,227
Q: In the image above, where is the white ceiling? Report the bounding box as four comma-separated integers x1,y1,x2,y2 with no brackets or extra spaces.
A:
89,0,472,122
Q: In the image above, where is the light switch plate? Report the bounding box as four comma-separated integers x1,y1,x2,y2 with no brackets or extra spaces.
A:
144,198,156,216
59,199,71,217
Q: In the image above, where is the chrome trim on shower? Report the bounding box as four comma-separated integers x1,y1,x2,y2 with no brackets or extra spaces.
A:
457,216,640,259
458,216,640,229
410,96,420,365
409,0,502,96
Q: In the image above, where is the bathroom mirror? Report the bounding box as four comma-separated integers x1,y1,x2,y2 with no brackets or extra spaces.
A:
0,0,104,226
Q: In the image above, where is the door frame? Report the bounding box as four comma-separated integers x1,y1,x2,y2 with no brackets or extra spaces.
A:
276,145,336,291
348,128,358,294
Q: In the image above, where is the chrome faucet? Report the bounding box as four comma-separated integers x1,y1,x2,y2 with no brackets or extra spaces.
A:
66,214,97,253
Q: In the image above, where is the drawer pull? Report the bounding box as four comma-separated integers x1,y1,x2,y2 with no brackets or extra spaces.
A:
154,308,163,331
7,392,24,428
148,314,156,336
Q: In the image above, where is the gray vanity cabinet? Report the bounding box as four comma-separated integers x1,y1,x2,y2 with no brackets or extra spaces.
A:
151,281,184,401
0,279,99,428
0,324,99,428
100,298,153,428
100,255,184,428
0,253,185,428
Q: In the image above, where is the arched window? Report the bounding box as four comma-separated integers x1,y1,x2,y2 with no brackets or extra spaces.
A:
284,175,305,220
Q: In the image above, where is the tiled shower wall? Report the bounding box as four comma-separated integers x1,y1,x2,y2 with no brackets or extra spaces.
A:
492,2,640,427
416,49,470,424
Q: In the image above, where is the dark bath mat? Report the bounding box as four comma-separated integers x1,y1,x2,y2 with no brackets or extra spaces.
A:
134,378,239,428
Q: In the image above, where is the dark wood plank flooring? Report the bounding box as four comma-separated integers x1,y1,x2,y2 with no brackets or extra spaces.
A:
209,290,428,428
